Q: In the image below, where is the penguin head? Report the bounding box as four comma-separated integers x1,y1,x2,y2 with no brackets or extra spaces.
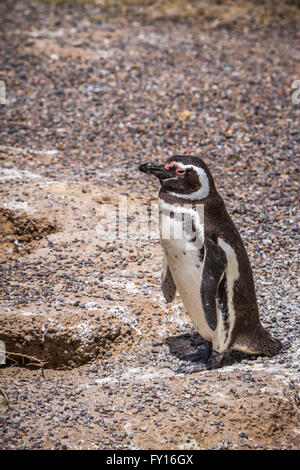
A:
138,155,215,201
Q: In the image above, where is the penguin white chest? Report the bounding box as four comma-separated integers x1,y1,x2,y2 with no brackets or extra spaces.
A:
159,201,213,341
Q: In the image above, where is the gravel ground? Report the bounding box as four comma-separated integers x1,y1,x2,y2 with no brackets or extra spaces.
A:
0,0,299,450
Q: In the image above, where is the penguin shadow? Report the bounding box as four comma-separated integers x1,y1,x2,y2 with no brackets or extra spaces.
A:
165,332,261,368
165,332,211,363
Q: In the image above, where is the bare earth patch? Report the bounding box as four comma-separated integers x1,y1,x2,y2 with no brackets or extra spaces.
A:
0,0,299,450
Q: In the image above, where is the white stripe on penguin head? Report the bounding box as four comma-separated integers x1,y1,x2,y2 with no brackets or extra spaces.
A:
168,162,210,200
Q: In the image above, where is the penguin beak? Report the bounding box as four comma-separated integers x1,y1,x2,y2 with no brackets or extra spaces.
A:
138,162,175,180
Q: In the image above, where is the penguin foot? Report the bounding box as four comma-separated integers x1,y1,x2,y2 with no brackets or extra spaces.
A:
176,350,224,375
206,350,224,369
176,361,207,375
179,347,211,362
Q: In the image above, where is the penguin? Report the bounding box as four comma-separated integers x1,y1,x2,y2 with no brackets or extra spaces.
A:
138,155,282,373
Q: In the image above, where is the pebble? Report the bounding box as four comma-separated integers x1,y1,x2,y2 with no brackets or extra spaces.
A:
140,426,148,432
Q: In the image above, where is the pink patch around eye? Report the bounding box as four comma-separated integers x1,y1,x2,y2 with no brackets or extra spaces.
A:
176,168,185,175
165,163,175,170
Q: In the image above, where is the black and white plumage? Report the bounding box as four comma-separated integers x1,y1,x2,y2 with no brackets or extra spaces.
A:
139,155,282,373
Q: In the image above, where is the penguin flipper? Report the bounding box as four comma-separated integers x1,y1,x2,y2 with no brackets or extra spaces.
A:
201,238,227,331
161,260,177,303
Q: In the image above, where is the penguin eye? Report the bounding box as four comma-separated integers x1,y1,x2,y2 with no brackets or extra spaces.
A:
165,162,175,170
176,168,185,175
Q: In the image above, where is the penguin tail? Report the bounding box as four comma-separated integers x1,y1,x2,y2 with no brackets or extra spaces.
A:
232,325,282,357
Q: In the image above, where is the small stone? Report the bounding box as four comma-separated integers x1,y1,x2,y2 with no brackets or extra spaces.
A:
140,426,148,432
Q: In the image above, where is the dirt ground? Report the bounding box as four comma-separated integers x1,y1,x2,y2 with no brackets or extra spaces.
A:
0,0,299,450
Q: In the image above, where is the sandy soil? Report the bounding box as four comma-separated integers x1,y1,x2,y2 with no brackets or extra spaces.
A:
0,0,299,450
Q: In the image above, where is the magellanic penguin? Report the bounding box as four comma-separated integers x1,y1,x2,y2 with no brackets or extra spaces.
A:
139,155,282,373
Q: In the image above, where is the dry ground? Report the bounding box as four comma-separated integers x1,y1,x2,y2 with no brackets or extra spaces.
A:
0,0,299,450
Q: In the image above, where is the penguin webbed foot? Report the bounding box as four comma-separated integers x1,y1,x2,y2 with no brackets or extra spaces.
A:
176,350,224,375
179,346,210,362
176,361,206,375
206,350,224,369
